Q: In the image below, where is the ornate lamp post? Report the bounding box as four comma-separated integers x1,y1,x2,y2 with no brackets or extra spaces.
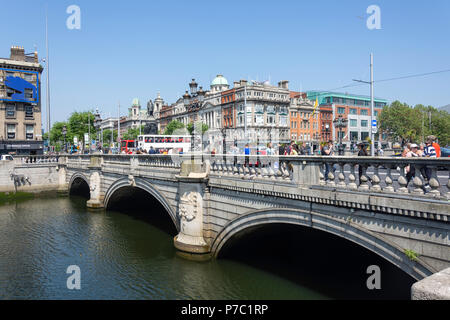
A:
333,115,348,155
325,123,330,141
62,125,67,153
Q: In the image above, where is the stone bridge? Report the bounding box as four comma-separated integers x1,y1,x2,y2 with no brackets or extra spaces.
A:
57,154,450,282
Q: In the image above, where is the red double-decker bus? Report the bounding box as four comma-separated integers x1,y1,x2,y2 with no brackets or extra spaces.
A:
120,140,136,154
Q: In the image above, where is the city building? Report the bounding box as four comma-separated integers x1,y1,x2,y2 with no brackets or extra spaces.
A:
156,75,291,147
119,98,156,134
0,46,43,155
306,91,388,145
218,78,290,145
289,91,320,149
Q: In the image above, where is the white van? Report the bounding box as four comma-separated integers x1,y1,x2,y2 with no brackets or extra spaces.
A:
1,155,14,161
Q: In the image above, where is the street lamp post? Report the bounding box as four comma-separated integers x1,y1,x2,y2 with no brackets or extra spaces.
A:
62,125,67,153
325,123,330,141
333,115,348,155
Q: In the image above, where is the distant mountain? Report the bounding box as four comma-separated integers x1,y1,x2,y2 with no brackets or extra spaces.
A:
440,104,450,113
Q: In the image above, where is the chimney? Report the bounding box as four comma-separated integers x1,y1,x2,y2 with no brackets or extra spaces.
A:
10,46,25,61
240,79,248,86
278,80,289,89
34,51,39,63
233,81,240,88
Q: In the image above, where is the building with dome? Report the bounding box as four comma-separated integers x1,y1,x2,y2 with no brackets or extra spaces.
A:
157,75,292,147
210,74,229,93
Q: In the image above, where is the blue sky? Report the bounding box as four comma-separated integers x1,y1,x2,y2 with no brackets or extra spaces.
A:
1,0,449,127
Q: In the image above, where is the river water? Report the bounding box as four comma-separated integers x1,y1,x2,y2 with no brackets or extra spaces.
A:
0,195,414,299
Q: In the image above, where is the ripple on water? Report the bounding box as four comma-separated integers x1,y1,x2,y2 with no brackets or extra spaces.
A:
0,196,331,300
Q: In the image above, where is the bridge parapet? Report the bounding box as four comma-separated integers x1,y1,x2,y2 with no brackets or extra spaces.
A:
208,155,450,201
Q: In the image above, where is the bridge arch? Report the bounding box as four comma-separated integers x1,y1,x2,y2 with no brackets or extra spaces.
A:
104,177,179,231
211,208,435,280
68,172,90,196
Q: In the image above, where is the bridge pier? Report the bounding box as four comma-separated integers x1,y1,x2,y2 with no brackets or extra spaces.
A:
173,159,211,259
57,164,69,196
412,267,450,300
86,156,105,210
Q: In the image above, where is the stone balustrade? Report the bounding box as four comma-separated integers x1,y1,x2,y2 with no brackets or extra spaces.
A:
316,156,450,200
207,155,450,200
14,155,60,165
63,154,450,200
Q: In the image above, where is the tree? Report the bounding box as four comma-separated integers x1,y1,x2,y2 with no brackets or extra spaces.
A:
67,111,97,147
379,101,450,145
187,122,209,135
123,125,144,140
164,120,187,135
102,129,118,146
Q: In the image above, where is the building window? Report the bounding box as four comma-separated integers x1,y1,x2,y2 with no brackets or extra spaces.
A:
374,110,379,117
361,120,368,127
349,108,357,115
360,109,369,116
350,131,358,141
6,104,16,118
24,88,33,99
26,125,34,140
25,105,33,118
24,74,33,81
7,124,15,139
361,132,369,140
337,107,346,114
350,119,357,127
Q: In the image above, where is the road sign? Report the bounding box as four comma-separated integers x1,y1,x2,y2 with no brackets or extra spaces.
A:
73,136,78,144
371,119,378,133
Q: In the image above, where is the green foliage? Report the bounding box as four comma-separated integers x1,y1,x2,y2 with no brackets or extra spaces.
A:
164,120,187,135
404,249,419,262
187,122,209,135
380,101,450,145
102,129,118,145
48,121,68,144
45,111,97,149
67,111,97,145
122,125,144,140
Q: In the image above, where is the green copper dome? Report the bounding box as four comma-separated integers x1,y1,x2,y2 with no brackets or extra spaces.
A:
211,74,228,86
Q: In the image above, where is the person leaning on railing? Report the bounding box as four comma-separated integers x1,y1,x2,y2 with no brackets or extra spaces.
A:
420,137,437,190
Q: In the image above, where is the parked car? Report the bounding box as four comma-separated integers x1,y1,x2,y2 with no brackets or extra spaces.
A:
1,155,14,161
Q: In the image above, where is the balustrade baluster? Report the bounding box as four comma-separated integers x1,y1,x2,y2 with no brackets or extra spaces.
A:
325,161,335,187
383,165,395,193
319,170,325,186
337,163,346,188
348,163,357,190
412,163,425,195
370,164,382,192
397,164,409,194
358,164,369,191
427,166,441,198
446,168,450,200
